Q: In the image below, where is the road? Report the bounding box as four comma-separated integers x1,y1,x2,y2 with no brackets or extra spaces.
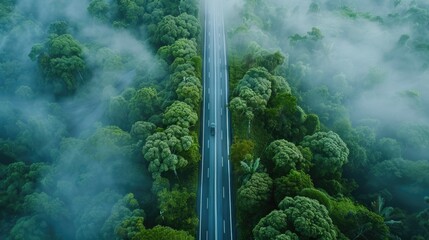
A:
197,0,235,239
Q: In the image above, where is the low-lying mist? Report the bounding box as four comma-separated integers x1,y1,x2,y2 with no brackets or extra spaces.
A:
1,0,166,238
225,0,429,231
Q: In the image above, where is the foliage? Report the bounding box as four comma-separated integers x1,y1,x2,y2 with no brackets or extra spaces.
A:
163,101,198,129
273,170,313,204
101,193,145,240
237,172,273,239
0,162,50,217
157,187,198,233
298,188,331,211
154,13,200,46
300,131,349,178
230,139,255,171
128,87,159,123
263,139,310,177
29,30,86,96
142,131,187,179
240,157,262,184
130,121,155,141
176,76,202,110
132,225,194,240
253,196,337,240
330,198,389,240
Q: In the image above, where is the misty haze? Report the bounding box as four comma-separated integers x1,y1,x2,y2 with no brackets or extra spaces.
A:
1,0,429,239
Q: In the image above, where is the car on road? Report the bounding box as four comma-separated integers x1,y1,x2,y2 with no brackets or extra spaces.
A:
210,122,215,135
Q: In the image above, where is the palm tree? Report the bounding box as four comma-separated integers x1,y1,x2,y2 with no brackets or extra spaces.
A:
240,157,261,184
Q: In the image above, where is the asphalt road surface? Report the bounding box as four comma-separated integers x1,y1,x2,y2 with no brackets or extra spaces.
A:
197,0,235,239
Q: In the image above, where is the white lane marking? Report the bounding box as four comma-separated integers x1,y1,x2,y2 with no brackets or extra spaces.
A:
223,186,225,199
222,157,224,167
206,231,208,240
221,131,223,140
207,167,210,179
208,140,209,149
223,219,226,234
207,197,209,210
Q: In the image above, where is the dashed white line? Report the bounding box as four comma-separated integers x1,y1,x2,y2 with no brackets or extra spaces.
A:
223,186,225,199
207,167,210,179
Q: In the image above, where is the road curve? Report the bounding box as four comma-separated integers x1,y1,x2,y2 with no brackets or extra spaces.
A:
197,0,235,239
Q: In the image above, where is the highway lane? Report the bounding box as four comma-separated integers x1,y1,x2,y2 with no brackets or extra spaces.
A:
198,0,235,239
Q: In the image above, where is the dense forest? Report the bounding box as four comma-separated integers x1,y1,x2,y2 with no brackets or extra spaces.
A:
1,0,429,239
1,0,201,239
225,0,429,239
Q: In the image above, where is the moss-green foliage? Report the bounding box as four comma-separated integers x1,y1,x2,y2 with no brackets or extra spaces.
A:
301,131,349,179
253,196,337,240
132,225,194,240
230,139,255,171
0,162,50,216
330,198,389,240
298,188,331,211
29,23,87,96
273,170,313,204
157,187,198,233
263,139,310,177
237,172,273,239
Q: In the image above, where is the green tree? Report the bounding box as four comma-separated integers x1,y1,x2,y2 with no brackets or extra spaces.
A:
273,170,313,204
330,198,389,240
154,13,200,46
128,87,159,123
108,95,130,129
116,0,145,26
88,0,111,22
263,139,310,177
237,172,273,239
176,76,202,109
0,162,50,217
163,101,198,128
300,131,349,178
75,190,122,240
230,139,255,171
130,121,156,141
157,187,198,233
158,38,198,64
253,196,337,240
142,125,193,179
132,225,194,240
9,215,51,240
29,33,86,96
240,157,262,184
101,193,145,240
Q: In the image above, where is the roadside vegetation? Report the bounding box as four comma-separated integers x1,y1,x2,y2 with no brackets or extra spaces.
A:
227,0,429,239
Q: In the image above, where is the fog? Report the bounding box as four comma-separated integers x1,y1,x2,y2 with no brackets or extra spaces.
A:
1,0,165,238
224,0,429,235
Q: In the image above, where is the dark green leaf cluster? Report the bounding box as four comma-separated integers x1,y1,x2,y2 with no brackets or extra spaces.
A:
29,25,87,96
301,131,349,178
253,196,337,240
